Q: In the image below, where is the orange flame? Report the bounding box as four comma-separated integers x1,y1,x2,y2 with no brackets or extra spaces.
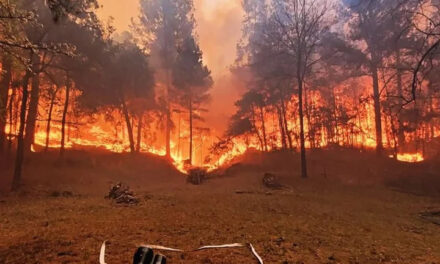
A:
3,75,437,174
396,153,424,163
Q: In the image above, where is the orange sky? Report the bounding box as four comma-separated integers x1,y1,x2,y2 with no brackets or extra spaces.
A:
97,0,244,135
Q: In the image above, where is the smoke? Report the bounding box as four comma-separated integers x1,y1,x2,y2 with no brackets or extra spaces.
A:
194,0,243,77
96,0,139,32
96,0,245,136
341,0,361,7
194,0,245,136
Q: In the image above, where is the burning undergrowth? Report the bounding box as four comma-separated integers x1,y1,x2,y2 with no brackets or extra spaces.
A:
5,77,435,180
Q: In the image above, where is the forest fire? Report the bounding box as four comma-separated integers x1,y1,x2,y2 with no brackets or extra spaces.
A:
2,0,440,263
0,0,438,182
396,153,424,163
4,79,437,174
28,119,192,173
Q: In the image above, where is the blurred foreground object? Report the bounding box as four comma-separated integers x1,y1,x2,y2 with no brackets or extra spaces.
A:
133,247,166,264
100,242,263,263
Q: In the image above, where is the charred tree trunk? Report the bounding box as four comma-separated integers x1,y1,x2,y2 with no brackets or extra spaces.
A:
251,105,264,151
136,114,143,153
12,71,31,191
0,56,12,153
383,111,392,149
395,50,405,149
277,104,287,149
390,114,399,158
60,79,71,158
7,84,16,156
296,42,308,178
298,77,308,178
259,105,268,152
371,64,384,155
281,98,293,150
45,88,58,152
428,81,435,141
121,98,135,153
14,90,19,135
24,54,41,153
304,88,315,149
332,89,339,145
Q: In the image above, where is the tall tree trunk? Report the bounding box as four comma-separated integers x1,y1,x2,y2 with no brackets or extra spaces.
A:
428,81,435,140
60,79,71,158
390,114,399,158
136,114,143,153
189,96,193,165
395,50,405,149
372,64,383,155
259,105,268,151
332,89,339,144
45,89,57,152
14,90,19,134
12,71,31,191
121,98,135,153
298,77,308,178
277,104,287,149
24,54,41,153
7,83,16,156
0,56,12,153
281,98,293,150
304,88,315,149
250,105,264,151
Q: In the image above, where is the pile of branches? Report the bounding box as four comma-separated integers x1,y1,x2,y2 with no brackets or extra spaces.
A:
106,183,139,205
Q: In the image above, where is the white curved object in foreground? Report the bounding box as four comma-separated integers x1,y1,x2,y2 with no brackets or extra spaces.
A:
99,241,264,264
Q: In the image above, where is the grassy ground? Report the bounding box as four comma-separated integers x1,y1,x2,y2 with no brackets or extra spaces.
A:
1,149,440,263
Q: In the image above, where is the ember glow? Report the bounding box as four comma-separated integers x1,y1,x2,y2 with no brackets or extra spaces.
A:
26,105,204,173
4,77,435,175
396,153,424,163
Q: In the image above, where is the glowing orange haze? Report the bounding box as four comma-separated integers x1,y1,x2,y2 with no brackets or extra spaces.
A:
97,0,244,135
92,0,245,171
8,1,421,173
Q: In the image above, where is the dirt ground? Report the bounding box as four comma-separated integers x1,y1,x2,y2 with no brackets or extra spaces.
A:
1,149,440,263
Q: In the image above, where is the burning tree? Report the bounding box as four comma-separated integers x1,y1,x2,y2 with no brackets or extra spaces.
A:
340,0,421,155
137,0,196,160
75,38,155,154
172,37,213,165
235,0,334,178
227,90,270,152
0,0,99,190
269,0,333,178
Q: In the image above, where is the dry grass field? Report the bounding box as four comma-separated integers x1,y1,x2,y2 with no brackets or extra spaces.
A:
1,149,440,263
